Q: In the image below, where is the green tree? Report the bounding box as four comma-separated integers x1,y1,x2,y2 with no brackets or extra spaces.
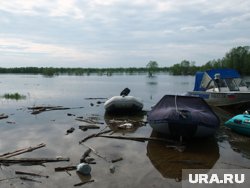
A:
146,61,159,76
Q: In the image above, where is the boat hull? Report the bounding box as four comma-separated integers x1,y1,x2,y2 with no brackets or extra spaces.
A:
149,120,217,138
104,96,143,113
225,114,250,136
147,95,220,138
187,91,250,107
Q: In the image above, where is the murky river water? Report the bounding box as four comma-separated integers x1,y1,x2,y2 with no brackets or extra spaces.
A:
0,74,250,188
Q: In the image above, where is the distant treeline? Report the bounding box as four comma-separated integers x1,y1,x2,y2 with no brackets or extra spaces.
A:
169,46,250,75
0,46,249,76
0,67,170,76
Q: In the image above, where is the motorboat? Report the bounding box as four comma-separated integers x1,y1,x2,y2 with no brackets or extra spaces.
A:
104,95,143,114
187,68,250,106
147,95,220,138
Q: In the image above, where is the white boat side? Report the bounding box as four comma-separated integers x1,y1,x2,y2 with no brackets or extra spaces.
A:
187,90,250,106
187,69,250,106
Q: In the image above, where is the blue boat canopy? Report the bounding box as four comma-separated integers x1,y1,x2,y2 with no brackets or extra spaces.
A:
193,68,241,91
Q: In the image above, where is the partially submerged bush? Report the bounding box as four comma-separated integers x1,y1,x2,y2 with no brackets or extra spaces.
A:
2,93,26,100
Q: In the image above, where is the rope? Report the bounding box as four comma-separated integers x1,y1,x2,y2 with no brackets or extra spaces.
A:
175,95,179,113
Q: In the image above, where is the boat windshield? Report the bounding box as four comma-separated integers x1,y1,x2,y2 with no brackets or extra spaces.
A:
225,78,239,91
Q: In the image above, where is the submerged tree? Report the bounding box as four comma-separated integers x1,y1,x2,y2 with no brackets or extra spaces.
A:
146,61,159,77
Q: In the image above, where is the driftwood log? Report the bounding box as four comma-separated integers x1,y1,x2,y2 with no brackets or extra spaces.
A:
28,106,70,114
0,157,70,164
75,118,104,125
15,171,49,178
79,125,100,130
0,143,46,158
74,179,95,187
54,166,77,172
79,130,113,144
97,135,180,144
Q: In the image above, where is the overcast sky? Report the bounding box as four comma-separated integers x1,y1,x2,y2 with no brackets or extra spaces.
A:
0,0,250,68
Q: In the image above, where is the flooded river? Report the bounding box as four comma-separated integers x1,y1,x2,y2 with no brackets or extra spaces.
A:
1,74,250,188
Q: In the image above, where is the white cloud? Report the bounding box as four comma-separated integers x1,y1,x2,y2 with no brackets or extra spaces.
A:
0,37,93,61
180,26,207,32
0,0,250,67
0,0,84,19
215,13,250,28
49,0,85,19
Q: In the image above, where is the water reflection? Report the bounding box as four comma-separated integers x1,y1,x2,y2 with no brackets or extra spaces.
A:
146,75,158,86
104,112,146,133
225,129,250,159
147,131,219,180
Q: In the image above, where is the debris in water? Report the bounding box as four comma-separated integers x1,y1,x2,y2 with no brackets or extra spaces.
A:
109,165,116,173
74,179,94,187
0,113,8,120
118,123,133,129
76,163,91,175
28,106,70,114
66,127,75,135
15,171,49,178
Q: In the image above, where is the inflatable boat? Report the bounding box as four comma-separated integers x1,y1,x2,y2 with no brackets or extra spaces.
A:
224,114,250,136
104,95,143,114
147,95,220,138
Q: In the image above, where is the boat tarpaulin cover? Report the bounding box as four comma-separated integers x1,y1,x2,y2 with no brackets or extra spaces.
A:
147,95,220,128
193,68,241,91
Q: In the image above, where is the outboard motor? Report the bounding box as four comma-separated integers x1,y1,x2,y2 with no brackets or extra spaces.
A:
120,88,130,96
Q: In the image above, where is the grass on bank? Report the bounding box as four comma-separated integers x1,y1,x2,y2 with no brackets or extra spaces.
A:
2,93,26,100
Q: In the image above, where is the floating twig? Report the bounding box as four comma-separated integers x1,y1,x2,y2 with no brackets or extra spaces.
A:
111,157,123,163
98,135,181,144
15,171,49,178
85,98,107,100
0,143,46,158
79,130,113,144
20,176,42,183
82,143,109,162
74,179,95,186
80,149,92,163
75,118,104,125
79,125,100,130
0,157,70,165
28,106,71,114
54,166,77,172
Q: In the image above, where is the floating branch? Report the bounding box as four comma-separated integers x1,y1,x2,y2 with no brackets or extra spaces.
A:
111,157,123,163
74,179,95,186
97,135,180,144
0,157,70,165
54,166,77,172
79,130,113,144
15,171,49,178
28,106,70,114
0,143,46,158
85,98,107,100
75,118,104,125
20,176,42,183
79,125,100,131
